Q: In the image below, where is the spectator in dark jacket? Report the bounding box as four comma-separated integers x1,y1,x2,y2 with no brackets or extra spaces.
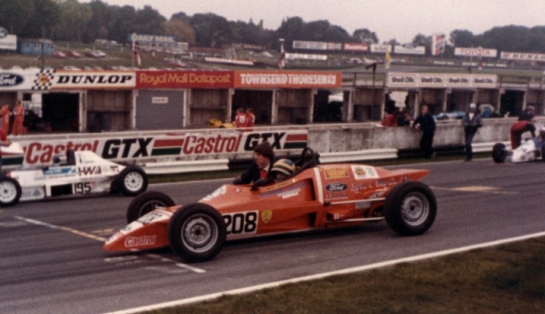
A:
233,142,274,184
397,109,412,126
413,104,436,159
462,103,483,161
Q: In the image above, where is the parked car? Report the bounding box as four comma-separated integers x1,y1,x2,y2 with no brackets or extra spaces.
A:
52,51,67,58
85,50,107,58
64,50,82,58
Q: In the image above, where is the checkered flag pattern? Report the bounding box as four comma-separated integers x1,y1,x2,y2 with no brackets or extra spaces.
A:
32,69,56,90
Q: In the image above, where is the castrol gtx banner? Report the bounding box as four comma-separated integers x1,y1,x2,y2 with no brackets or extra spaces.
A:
6,130,309,167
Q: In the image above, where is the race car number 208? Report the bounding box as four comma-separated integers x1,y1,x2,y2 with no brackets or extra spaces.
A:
223,211,258,237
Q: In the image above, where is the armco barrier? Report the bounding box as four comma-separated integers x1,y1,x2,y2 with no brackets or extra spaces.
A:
142,159,229,175
319,149,398,163
3,118,543,173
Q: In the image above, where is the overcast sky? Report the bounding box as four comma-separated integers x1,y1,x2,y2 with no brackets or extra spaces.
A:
88,0,545,43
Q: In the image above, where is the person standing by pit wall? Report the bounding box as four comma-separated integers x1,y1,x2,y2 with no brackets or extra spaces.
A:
234,108,247,130
413,104,436,159
461,103,483,161
11,101,24,136
245,108,255,131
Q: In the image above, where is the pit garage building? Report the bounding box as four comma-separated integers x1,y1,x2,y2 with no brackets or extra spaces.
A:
0,69,544,133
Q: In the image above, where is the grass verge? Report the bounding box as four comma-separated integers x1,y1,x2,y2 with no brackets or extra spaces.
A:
145,237,545,314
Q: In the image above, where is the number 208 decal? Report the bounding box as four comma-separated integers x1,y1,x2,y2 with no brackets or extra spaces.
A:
223,211,258,236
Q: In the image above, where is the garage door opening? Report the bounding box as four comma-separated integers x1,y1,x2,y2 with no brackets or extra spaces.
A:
42,93,79,132
232,90,273,124
501,90,525,117
314,90,342,122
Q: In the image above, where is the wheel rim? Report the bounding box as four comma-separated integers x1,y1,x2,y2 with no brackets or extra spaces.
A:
180,214,219,253
400,192,430,227
124,171,144,192
0,181,17,203
139,200,168,217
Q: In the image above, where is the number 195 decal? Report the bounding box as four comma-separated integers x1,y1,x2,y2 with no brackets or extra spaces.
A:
223,211,258,237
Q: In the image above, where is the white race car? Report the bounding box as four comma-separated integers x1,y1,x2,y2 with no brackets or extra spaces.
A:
492,138,545,163
0,147,148,207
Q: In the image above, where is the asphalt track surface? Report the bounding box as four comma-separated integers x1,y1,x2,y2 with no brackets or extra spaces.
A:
2,158,545,314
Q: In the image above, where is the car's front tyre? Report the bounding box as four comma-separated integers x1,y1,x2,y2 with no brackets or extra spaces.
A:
118,166,148,196
492,143,507,163
126,191,175,223
384,181,437,236
0,177,22,207
168,204,226,263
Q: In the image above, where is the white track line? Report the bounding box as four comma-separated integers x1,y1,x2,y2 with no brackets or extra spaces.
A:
103,231,545,314
14,215,205,274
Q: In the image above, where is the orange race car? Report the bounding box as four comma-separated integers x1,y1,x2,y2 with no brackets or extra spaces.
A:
104,148,437,263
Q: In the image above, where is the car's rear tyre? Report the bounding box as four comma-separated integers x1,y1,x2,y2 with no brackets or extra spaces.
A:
118,166,148,196
168,204,226,263
541,145,545,162
384,181,437,236
0,177,22,207
126,191,175,223
492,143,507,163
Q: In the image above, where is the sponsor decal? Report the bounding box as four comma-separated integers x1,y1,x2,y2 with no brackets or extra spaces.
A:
0,73,24,87
351,165,379,180
325,191,348,201
151,138,184,156
501,51,545,61
102,138,152,159
370,44,392,53
43,167,76,176
387,72,497,88
351,182,372,194
223,211,258,238
343,42,369,52
234,71,341,89
454,47,498,58
16,130,308,166
33,70,135,90
26,141,99,164
260,182,304,199
325,183,348,192
283,133,308,149
324,167,350,180
137,71,233,88
125,235,157,248
293,40,328,50
261,210,273,224
394,44,426,55
78,166,102,176
355,201,371,210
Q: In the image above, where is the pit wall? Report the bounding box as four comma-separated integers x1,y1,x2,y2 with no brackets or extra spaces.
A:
4,117,543,169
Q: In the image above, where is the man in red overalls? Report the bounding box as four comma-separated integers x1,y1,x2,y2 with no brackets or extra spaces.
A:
245,108,255,131
1,105,10,135
510,120,536,149
11,101,24,136
234,108,247,129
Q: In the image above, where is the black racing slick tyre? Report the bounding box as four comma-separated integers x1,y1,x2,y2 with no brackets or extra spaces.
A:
384,181,437,236
168,203,226,263
126,191,175,224
541,145,545,162
118,166,148,196
492,143,507,163
0,177,21,207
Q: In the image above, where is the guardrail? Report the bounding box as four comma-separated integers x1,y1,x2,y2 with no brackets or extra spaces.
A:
143,159,229,175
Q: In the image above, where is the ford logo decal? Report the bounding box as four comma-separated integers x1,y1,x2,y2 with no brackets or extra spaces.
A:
325,183,348,192
0,73,24,87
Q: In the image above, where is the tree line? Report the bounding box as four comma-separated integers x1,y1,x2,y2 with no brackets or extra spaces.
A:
0,0,544,54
